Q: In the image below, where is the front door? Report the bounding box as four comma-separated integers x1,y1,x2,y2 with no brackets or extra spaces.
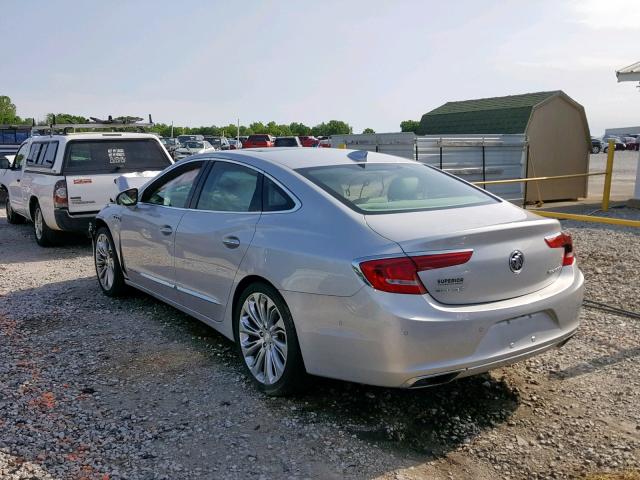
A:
174,161,262,322
119,161,204,302
7,143,28,215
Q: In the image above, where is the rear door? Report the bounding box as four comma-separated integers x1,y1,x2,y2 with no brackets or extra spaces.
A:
174,161,262,322
119,161,205,302
63,137,172,213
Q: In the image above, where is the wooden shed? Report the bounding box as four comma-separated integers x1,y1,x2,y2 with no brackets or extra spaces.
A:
417,91,591,203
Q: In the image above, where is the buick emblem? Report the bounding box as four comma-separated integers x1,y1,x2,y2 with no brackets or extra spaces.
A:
509,250,525,273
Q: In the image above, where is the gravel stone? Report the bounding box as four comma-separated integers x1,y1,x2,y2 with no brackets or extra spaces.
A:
0,205,638,479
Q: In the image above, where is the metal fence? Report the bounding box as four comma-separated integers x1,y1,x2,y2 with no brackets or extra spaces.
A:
416,135,527,205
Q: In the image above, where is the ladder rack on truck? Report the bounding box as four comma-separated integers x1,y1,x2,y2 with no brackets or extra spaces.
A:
32,114,155,135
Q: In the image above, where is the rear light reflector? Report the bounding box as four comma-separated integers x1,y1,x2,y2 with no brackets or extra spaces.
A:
358,250,473,295
545,232,574,266
53,179,68,209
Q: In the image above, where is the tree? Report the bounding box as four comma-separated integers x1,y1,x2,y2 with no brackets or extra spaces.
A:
311,120,352,136
289,122,311,136
362,128,375,134
0,96,19,124
400,120,420,134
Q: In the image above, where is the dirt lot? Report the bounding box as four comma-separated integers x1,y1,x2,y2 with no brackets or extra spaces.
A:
0,206,639,480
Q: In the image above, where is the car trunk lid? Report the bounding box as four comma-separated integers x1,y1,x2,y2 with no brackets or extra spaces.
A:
364,202,565,305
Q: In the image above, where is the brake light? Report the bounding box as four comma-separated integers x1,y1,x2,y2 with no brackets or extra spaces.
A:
358,251,473,295
545,232,574,266
53,179,68,208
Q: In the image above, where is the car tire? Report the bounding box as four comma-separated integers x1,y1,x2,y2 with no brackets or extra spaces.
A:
591,146,601,154
603,146,608,154
233,282,306,396
5,196,25,224
94,226,126,297
32,202,61,247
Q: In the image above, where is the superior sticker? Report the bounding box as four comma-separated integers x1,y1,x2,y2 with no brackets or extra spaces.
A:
73,178,92,184
108,148,127,164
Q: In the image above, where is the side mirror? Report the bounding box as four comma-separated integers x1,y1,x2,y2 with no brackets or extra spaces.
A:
116,188,138,206
0,158,9,169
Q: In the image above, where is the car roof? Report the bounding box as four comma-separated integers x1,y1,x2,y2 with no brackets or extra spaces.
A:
208,147,414,170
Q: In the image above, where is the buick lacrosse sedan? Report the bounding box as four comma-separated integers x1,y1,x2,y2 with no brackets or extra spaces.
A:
92,148,583,396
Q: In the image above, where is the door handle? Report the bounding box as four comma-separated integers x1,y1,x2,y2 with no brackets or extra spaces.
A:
222,236,240,248
160,225,173,235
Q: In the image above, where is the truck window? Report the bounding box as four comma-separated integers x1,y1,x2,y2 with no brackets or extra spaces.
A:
63,139,172,174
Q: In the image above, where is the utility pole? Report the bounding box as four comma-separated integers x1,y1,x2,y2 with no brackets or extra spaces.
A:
237,118,240,143
170,121,174,138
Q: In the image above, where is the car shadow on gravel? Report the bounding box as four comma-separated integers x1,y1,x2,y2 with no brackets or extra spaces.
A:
296,373,520,457
115,289,522,460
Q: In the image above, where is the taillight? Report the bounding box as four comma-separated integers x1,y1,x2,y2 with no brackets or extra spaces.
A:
358,250,473,295
545,232,574,266
53,179,68,208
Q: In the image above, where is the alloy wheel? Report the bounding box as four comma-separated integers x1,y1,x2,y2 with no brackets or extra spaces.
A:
34,207,43,240
239,293,288,385
95,233,115,290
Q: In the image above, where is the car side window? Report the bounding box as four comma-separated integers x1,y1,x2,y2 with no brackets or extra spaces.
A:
196,162,261,212
141,162,202,208
41,142,58,168
263,177,295,211
27,143,45,165
13,144,29,169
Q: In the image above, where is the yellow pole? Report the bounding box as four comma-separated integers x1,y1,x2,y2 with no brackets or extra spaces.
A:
602,140,615,211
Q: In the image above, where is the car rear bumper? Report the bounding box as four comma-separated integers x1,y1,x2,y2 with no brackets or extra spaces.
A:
282,266,584,388
53,208,97,234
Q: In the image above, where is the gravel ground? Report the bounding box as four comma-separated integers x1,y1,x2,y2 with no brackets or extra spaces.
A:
0,206,639,480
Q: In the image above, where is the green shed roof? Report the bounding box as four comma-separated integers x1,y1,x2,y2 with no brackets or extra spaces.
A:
418,91,562,135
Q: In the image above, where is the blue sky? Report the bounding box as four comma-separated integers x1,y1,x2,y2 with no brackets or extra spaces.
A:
2,0,639,135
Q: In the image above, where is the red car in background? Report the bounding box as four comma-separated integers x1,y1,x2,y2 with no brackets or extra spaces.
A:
298,135,320,147
317,136,331,148
243,134,275,148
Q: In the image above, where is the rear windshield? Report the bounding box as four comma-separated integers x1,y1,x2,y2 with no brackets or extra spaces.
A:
248,135,269,142
63,139,172,174
275,138,298,147
297,162,498,214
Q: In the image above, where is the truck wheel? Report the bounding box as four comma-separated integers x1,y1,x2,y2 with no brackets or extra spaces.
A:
5,196,25,224
32,202,61,247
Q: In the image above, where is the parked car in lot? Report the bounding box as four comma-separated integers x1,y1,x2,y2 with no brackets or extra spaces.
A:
92,148,583,396
621,136,638,151
299,136,320,147
242,134,275,148
317,137,331,148
601,136,626,152
274,136,302,147
204,136,231,151
177,134,204,145
160,137,180,155
1,132,173,246
228,139,242,150
173,140,215,160
591,137,603,154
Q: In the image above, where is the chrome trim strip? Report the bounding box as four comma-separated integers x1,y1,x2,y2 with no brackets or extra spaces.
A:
176,285,221,305
139,271,175,289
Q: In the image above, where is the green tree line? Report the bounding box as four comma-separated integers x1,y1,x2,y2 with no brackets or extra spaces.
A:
2,94,422,135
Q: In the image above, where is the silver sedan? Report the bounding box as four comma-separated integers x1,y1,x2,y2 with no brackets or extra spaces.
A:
92,148,584,396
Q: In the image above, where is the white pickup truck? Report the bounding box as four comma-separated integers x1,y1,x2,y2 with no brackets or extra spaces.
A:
0,132,173,246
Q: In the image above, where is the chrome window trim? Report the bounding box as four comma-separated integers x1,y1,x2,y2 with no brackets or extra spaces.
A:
198,156,302,214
